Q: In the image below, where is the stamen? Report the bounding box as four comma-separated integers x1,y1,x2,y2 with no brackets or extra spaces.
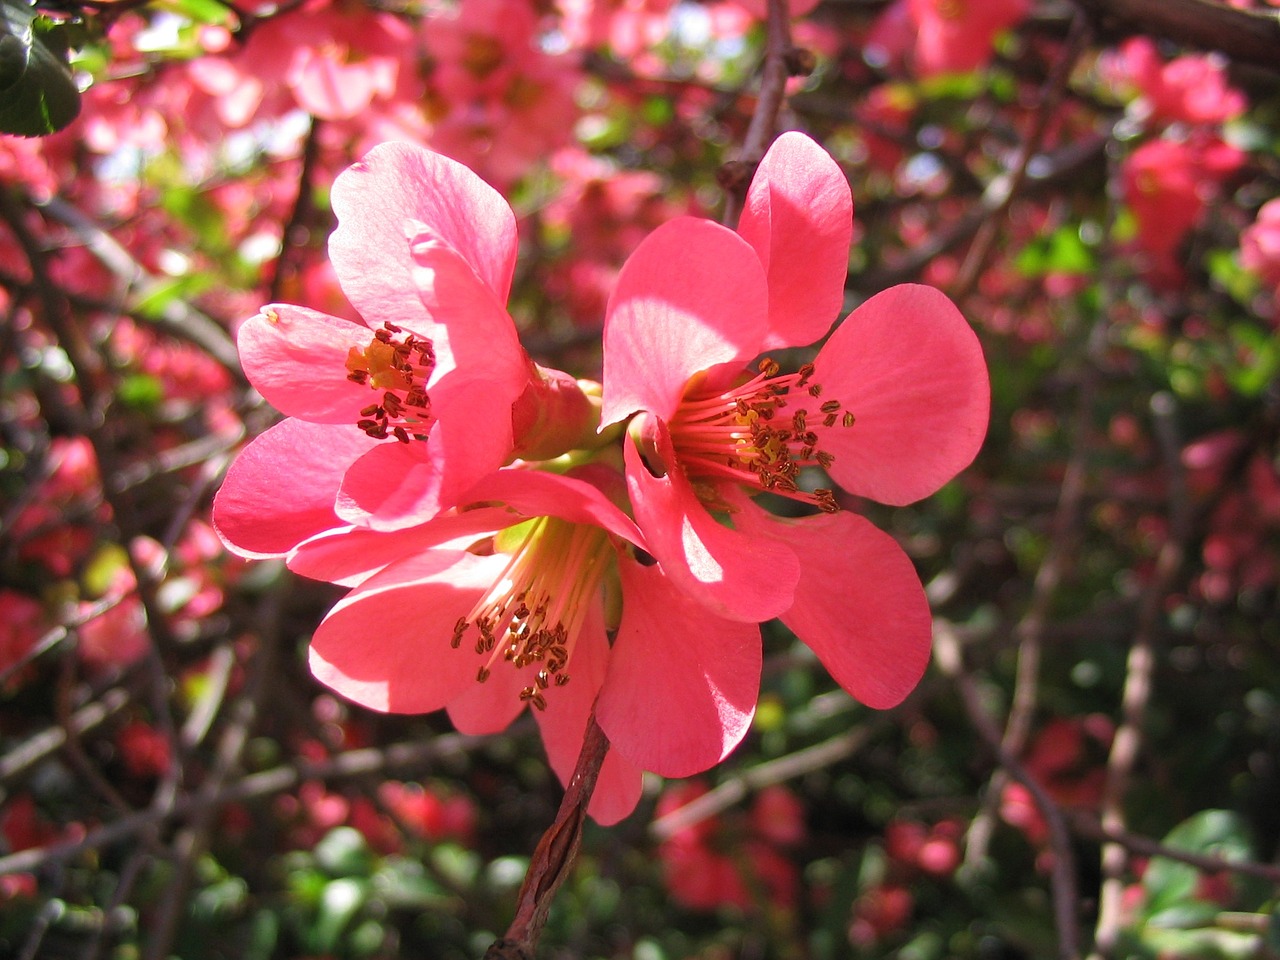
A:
453,517,612,711
345,322,436,443
667,357,856,513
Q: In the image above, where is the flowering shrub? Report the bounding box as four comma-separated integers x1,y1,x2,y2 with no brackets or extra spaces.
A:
2,1,1278,958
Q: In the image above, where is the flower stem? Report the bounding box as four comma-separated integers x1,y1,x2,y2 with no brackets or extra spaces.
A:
482,703,610,960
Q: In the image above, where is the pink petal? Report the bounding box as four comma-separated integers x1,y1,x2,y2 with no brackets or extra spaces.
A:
601,217,769,426
213,419,377,558
291,52,375,120
737,132,853,350
733,500,932,708
534,603,644,825
336,442,449,531
406,229,526,369
624,417,799,622
237,304,380,423
308,550,502,714
597,559,760,778
287,506,514,585
461,469,645,548
446,649,535,735
329,143,517,325
402,233,533,496
813,284,989,505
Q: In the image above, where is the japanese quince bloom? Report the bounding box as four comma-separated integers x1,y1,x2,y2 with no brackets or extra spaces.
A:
219,141,593,547
600,132,989,710
223,460,760,824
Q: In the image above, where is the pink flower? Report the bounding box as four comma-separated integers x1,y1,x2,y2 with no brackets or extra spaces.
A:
1112,38,1246,127
218,142,594,545
909,0,1028,76
600,132,989,709
231,461,760,824
186,0,417,127
872,0,1028,77
0,591,46,691
656,781,801,912
1240,198,1280,295
116,720,172,779
420,0,581,187
1122,135,1245,288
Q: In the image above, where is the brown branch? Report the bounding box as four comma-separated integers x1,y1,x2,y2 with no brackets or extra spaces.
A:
0,731,485,877
1089,392,1193,960
269,117,324,304
25,196,244,381
953,12,1092,299
721,0,796,226
650,722,882,842
935,622,1083,960
1070,813,1280,887
965,295,1111,870
1069,0,1280,72
483,708,610,960
142,633,277,960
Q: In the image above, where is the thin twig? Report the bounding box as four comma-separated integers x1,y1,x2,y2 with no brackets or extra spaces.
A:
269,117,324,304
935,622,1083,960
483,707,611,960
721,0,794,226
650,723,883,842
1070,812,1280,886
1088,391,1192,960
965,306,1111,870
952,12,1092,299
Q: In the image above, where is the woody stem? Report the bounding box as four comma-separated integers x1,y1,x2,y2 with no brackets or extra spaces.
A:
481,703,611,960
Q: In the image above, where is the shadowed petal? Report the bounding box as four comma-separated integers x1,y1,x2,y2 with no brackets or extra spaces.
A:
813,284,989,505
287,506,514,586
535,603,644,825
309,550,503,714
462,469,645,548
624,418,799,622
329,142,518,325
237,304,382,423
733,499,932,708
601,217,768,426
406,229,527,374
336,441,449,531
213,419,377,558
737,131,853,351
597,559,760,778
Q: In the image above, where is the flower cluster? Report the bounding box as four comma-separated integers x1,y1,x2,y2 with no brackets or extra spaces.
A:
214,132,989,822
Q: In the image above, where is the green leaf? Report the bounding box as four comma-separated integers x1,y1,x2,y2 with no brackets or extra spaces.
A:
1015,225,1095,278
117,373,165,411
314,826,374,877
155,0,236,26
1141,811,1253,921
0,0,81,136
311,877,369,953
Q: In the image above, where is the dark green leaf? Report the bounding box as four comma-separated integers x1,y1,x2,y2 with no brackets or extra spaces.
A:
0,0,80,136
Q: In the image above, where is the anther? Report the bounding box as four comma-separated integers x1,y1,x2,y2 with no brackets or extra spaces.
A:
345,322,436,443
